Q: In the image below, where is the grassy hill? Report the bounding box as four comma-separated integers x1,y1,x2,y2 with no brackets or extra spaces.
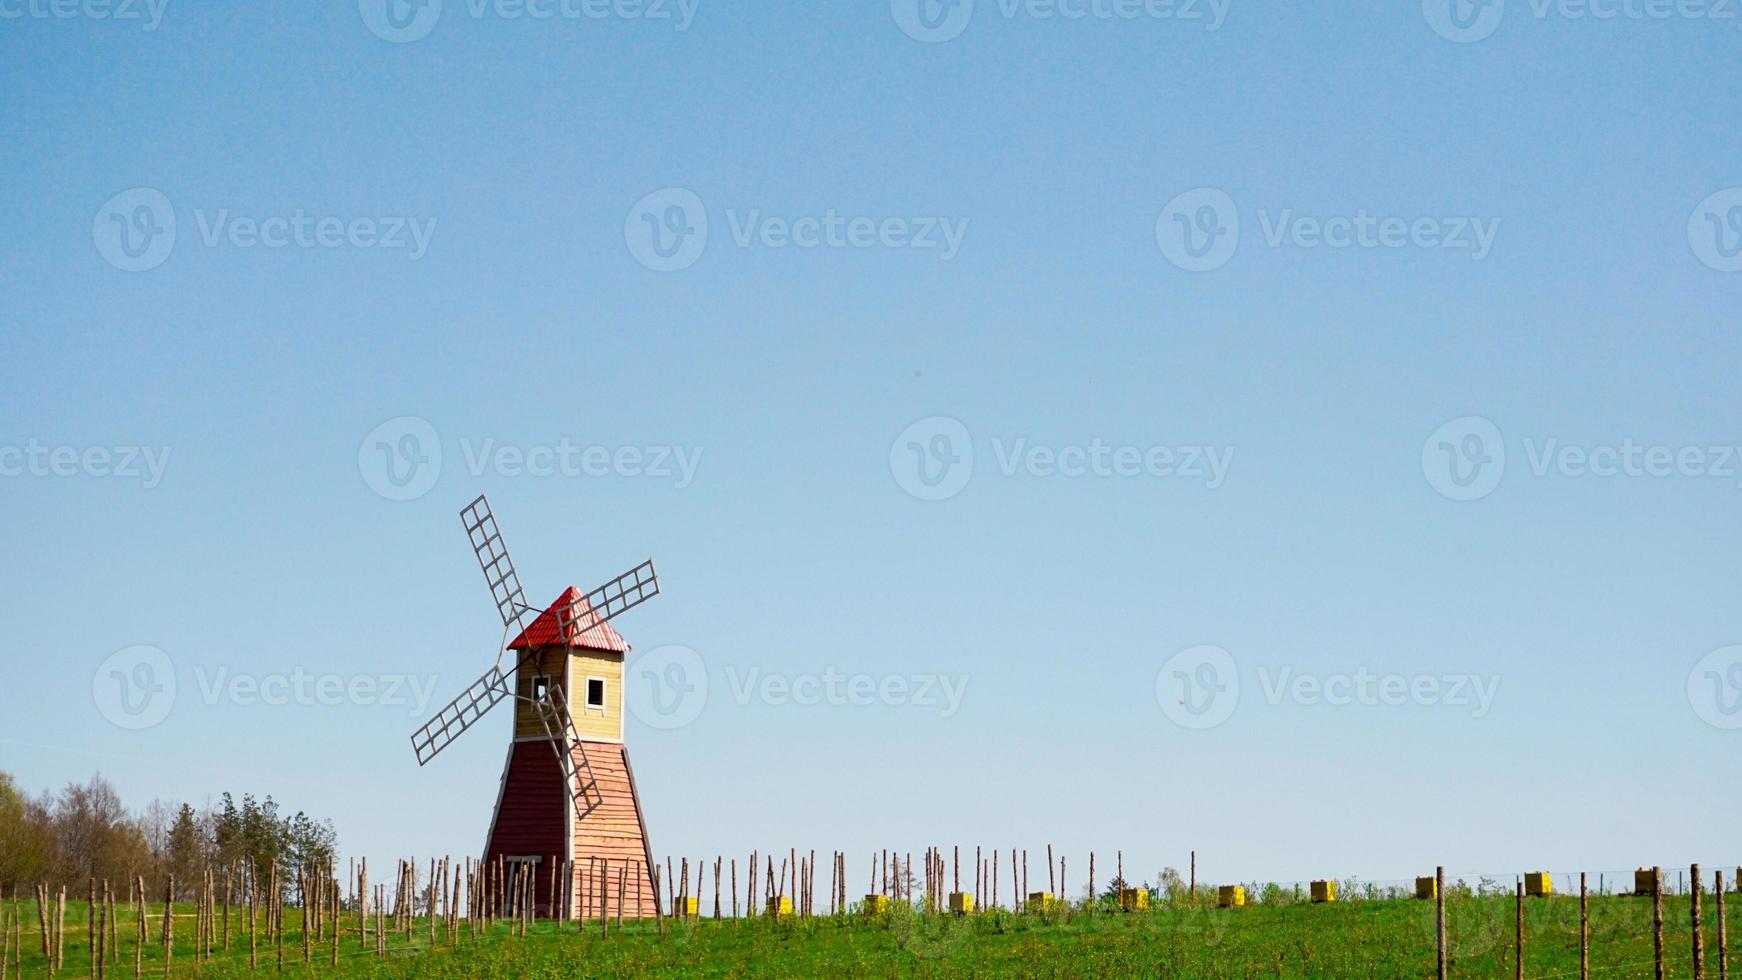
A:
2,891,1723,977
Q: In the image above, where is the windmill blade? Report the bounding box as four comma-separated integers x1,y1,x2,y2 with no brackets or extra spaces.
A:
461,495,529,628
409,663,513,766
529,681,605,821
553,560,660,639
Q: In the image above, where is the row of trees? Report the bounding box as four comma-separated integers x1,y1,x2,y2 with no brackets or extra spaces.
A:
0,770,337,900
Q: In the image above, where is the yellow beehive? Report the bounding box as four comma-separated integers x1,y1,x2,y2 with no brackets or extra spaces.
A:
1634,869,1658,896
675,896,699,918
1311,880,1336,903
1415,877,1438,900
1121,888,1150,912
1525,873,1553,897
949,891,974,915
862,894,891,915
766,896,792,917
1026,891,1055,913
1218,885,1245,908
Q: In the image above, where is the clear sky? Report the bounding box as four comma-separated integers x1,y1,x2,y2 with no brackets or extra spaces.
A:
2,0,1740,894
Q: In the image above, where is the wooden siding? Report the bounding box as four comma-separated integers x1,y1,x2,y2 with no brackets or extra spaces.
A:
484,737,656,919
569,741,658,918
482,739,567,909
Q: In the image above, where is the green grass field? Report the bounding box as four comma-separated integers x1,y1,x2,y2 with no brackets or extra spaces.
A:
1,892,1729,977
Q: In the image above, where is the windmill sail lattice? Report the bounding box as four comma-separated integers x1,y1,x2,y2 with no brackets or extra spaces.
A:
532,681,606,820
461,495,529,628
410,664,512,766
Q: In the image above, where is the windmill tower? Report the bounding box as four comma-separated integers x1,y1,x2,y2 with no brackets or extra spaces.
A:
410,495,663,918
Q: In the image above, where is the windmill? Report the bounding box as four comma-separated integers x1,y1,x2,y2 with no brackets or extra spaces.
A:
410,495,664,918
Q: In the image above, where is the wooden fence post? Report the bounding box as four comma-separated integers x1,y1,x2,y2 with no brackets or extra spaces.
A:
248,865,257,969
221,870,230,952
1655,866,1666,980
1697,864,1707,980
1514,880,1524,980
300,866,311,965
357,859,367,951
136,876,145,979
96,882,107,980
35,885,48,963
1436,866,1447,980
159,877,170,980
331,861,340,966
274,865,284,972
1088,852,1095,912
1716,869,1729,980
1580,871,1589,980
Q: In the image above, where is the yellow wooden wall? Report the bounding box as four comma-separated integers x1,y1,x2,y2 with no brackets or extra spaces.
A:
566,648,624,741
514,647,624,741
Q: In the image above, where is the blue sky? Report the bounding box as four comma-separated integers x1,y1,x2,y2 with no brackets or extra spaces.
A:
2,0,1741,894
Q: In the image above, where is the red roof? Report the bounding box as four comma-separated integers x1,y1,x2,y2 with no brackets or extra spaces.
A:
507,587,631,654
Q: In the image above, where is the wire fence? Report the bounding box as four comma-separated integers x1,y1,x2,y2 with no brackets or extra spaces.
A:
3,855,1732,977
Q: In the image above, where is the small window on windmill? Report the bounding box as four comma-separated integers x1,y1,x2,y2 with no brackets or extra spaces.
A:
585,677,606,711
531,676,551,703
